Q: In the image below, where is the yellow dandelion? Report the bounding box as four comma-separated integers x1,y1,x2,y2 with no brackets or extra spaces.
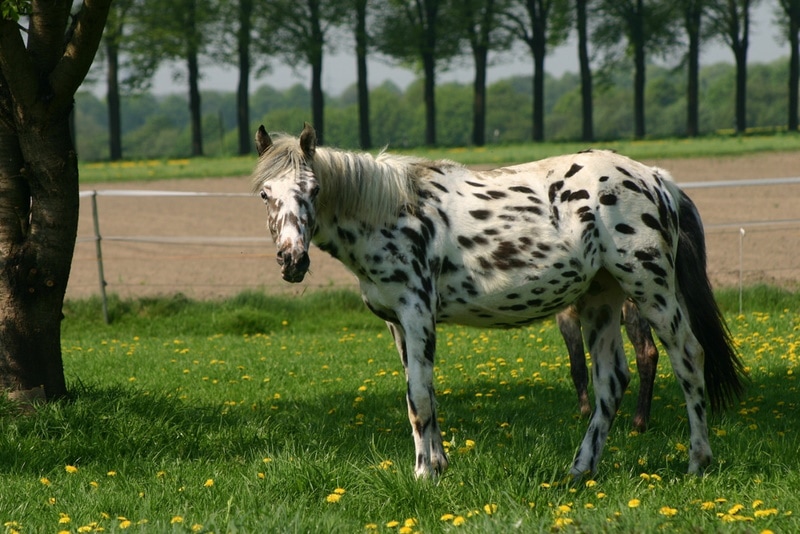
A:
107,471,117,477
170,516,184,524
584,503,595,509
675,443,688,453
386,520,400,528
728,503,745,515
58,513,71,524
119,520,132,529
440,513,455,521
659,506,678,517
40,477,51,486
752,500,764,509
365,524,378,531
452,516,466,526
628,499,641,508
554,517,574,527
326,493,342,503
585,479,597,488
484,503,498,515
65,465,79,474
754,508,779,518
403,518,417,527
191,524,204,533
700,501,716,511
203,478,214,488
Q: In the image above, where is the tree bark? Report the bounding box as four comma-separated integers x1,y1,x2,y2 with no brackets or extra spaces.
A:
0,1,111,401
576,0,594,142
309,0,325,145
685,0,701,137
106,39,123,160
472,44,487,146
789,0,799,132
632,0,646,139
236,0,253,155
355,0,372,150
187,50,204,156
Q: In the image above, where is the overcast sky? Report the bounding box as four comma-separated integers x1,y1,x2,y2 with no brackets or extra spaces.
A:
90,4,787,98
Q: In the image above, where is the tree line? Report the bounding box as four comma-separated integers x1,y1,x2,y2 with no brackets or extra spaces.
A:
93,0,800,161
78,57,794,160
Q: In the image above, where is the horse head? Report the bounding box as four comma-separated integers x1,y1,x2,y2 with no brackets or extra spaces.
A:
253,123,320,283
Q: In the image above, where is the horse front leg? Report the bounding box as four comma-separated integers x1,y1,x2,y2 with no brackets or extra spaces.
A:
387,321,448,478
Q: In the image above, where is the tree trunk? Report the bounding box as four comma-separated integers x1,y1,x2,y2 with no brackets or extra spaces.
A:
355,0,371,150
0,0,111,403
789,4,799,132
236,0,253,155
576,0,594,142
734,0,750,134
685,1,701,137
632,0,646,139
187,50,204,156
472,45,487,146
423,52,437,146
532,34,546,142
0,109,77,401
106,40,123,160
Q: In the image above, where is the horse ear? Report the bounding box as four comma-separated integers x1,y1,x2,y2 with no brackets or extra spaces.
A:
299,122,316,159
255,125,272,156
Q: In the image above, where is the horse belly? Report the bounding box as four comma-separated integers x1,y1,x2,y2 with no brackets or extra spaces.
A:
436,272,593,329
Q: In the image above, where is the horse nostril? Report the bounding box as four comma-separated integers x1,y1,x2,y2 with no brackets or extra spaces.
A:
276,250,285,266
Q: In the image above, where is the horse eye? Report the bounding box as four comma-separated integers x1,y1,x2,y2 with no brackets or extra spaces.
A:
260,190,268,201
310,185,320,198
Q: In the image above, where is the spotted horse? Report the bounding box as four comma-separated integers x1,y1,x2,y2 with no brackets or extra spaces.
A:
251,123,746,478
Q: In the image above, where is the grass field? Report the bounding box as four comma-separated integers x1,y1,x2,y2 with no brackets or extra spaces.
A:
77,132,800,183
1,287,798,532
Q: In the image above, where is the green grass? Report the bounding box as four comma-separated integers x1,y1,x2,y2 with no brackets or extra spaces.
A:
78,132,800,183
1,286,799,532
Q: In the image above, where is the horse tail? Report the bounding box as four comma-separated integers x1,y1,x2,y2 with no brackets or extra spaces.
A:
673,186,747,413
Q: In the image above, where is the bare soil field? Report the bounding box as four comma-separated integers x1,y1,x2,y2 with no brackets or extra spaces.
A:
67,151,800,302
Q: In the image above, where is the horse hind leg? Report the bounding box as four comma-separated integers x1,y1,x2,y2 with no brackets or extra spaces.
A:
570,272,629,477
622,300,659,433
557,306,592,418
635,298,712,474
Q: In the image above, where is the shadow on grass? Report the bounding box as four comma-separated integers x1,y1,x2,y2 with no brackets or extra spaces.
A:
2,357,797,483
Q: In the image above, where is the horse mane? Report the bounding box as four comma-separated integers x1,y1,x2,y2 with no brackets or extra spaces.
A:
252,132,462,226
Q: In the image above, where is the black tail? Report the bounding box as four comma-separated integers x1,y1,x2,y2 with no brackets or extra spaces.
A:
674,189,747,413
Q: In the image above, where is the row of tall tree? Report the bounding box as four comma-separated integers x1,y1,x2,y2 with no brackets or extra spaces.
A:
76,58,795,160
95,0,800,161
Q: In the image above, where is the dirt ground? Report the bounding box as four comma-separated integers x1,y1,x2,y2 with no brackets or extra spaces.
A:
66,151,800,302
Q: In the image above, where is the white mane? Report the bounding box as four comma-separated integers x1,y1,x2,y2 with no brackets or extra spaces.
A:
252,133,463,226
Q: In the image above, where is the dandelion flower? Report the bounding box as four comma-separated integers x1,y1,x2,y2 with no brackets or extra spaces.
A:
365,524,378,530
58,513,71,524
203,479,214,488
700,501,716,511
440,514,455,521
65,465,78,474
170,516,183,524
659,506,678,517
386,520,400,528
40,477,51,486
452,516,466,526
484,503,498,515
628,499,641,508
119,520,132,529
754,508,779,518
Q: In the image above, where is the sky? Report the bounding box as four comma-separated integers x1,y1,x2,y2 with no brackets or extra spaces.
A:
90,4,787,98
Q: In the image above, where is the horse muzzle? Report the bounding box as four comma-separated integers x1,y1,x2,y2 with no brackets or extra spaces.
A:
277,249,310,283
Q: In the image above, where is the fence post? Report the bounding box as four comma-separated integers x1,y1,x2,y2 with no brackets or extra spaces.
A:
738,227,745,316
90,191,110,324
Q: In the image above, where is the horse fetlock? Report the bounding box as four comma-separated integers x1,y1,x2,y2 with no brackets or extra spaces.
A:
688,447,713,475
